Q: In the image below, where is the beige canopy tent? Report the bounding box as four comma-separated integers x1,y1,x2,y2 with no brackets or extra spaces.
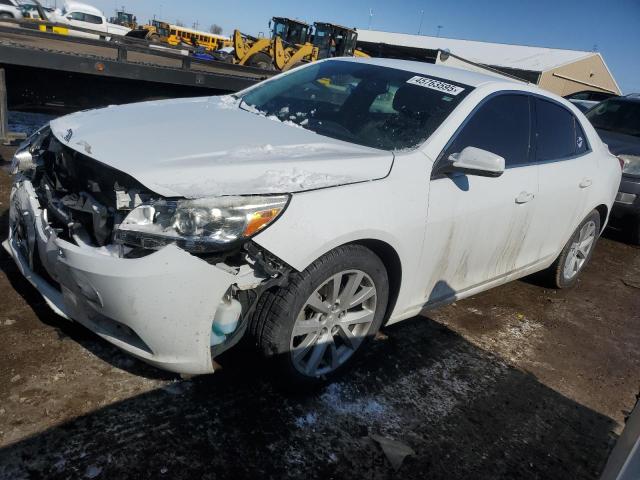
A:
357,30,621,96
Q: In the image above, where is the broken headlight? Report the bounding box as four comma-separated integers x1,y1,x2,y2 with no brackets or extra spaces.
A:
115,195,290,252
11,125,50,174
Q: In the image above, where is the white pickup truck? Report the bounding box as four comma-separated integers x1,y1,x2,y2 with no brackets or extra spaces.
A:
49,1,130,39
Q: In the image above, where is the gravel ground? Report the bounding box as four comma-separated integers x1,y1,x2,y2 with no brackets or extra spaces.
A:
0,137,639,479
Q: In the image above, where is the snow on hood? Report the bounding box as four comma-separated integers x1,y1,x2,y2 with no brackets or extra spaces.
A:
49,96,394,198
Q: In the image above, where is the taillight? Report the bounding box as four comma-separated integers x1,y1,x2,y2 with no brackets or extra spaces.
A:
617,156,625,170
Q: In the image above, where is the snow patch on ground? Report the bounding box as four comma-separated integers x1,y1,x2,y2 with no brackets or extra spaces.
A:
292,349,506,437
294,412,318,428
320,383,387,420
162,381,192,396
85,464,102,479
459,306,545,366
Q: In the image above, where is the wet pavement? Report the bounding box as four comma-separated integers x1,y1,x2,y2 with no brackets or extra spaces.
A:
0,138,639,479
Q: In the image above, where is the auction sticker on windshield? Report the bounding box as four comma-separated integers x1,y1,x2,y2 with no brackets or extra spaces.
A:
406,76,465,96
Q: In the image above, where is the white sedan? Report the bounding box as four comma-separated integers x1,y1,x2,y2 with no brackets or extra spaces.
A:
48,1,130,39
6,58,621,384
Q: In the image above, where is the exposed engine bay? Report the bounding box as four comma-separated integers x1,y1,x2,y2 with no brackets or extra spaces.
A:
8,127,292,373
17,127,157,253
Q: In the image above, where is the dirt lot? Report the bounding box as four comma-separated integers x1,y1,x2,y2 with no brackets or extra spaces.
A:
0,144,639,479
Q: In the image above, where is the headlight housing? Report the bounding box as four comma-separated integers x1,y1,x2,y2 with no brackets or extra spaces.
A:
619,154,640,176
11,125,50,174
115,195,290,253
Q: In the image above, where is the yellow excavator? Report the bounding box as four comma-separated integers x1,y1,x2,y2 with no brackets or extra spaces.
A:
109,9,138,30
125,19,172,43
233,17,368,71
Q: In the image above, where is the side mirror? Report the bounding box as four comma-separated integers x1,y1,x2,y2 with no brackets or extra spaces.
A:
447,146,505,177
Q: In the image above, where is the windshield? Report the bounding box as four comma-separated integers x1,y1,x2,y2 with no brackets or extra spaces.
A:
586,99,640,138
240,60,472,151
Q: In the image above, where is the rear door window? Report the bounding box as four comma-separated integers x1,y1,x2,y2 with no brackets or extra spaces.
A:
67,12,85,21
443,94,531,167
84,13,103,24
535,98,584,161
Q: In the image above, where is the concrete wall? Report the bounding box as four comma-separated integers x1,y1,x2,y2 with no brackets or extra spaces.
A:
539,54,621,96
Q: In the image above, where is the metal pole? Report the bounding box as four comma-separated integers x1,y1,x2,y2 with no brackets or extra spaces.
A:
436,25,443,37
418,10,424,35
0,68,7,144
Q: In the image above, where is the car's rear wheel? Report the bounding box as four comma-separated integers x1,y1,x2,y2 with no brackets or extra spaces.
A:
0,13,14,19
250,245,389,387
544,210,601,288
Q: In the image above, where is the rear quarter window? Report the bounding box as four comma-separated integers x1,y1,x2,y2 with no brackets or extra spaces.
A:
574,118,588,155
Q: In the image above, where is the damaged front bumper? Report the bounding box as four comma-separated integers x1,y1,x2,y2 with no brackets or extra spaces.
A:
5,178,242,374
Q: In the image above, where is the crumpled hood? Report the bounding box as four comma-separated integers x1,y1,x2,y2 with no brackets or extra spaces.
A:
49,96,394,198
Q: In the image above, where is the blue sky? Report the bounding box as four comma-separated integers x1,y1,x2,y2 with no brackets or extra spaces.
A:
49,0,640,93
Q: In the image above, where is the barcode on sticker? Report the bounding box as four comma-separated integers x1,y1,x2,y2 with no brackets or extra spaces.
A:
406,76,465,96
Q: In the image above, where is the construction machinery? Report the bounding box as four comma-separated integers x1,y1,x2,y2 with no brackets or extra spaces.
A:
109,8,137,29
233,17,367,72
313,22,366,59
233,17,310,70
125,19,171,43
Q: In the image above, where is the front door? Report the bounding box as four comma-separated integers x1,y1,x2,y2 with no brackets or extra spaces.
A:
422,93,539,304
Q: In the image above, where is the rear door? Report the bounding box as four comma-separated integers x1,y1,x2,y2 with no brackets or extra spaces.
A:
530,97,597,262
422,93,539,304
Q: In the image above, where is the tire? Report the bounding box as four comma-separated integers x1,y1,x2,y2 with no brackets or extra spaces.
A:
245,52,275,71
543,210,601,288
148,33,160,43
0,13,14,19
250,245,389,387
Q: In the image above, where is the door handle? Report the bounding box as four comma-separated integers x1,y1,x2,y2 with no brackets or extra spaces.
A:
579,178,593,189
515,191,535,204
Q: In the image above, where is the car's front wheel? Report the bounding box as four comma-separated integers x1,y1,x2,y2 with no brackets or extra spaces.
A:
545,210,601,288
250,245,389,387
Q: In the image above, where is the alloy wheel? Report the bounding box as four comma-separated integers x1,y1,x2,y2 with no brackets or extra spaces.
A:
290,269,377,377
563,220,597,280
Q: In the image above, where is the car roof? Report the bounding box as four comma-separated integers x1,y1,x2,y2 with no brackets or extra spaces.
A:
63,1,102,17
333,56,522,88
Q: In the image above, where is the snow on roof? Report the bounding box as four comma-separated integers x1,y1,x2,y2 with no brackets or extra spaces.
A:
357,30,594,73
